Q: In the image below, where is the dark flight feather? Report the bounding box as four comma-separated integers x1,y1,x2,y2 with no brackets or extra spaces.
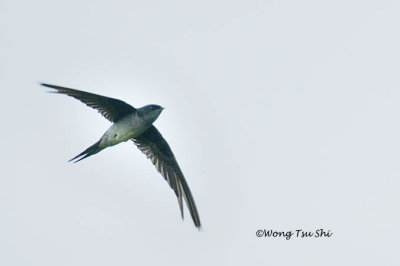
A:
133,126,201,228
42,83,136,122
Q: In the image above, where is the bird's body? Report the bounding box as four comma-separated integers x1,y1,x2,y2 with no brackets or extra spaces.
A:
42,83,201,228
99,109,158,148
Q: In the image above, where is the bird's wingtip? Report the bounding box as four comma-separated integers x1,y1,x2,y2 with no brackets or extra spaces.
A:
40,82,58,93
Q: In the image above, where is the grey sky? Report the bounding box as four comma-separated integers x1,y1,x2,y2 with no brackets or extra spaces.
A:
1,0,400,265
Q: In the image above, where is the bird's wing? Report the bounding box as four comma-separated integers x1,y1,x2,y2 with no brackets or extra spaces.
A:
132,126,201,228
42,83,136,122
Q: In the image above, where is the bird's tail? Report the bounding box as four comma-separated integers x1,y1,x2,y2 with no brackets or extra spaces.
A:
69,140,103,163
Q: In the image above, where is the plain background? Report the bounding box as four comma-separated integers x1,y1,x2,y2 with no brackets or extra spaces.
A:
1,0,400,265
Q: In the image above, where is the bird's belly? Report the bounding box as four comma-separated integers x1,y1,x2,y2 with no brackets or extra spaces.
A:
100,115,151,147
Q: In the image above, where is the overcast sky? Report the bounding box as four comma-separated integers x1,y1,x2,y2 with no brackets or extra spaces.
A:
1,0,400,265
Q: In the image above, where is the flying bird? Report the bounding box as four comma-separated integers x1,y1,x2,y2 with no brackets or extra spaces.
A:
42,83,201,228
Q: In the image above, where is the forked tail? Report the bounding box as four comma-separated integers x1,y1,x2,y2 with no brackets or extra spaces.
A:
69,140,103,163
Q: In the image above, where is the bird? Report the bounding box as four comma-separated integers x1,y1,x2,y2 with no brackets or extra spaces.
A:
42,83,201,228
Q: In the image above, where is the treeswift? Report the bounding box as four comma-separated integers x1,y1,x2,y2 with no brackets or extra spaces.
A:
42,83,201,228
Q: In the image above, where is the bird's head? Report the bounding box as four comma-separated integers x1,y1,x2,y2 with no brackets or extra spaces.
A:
138,104,164,123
